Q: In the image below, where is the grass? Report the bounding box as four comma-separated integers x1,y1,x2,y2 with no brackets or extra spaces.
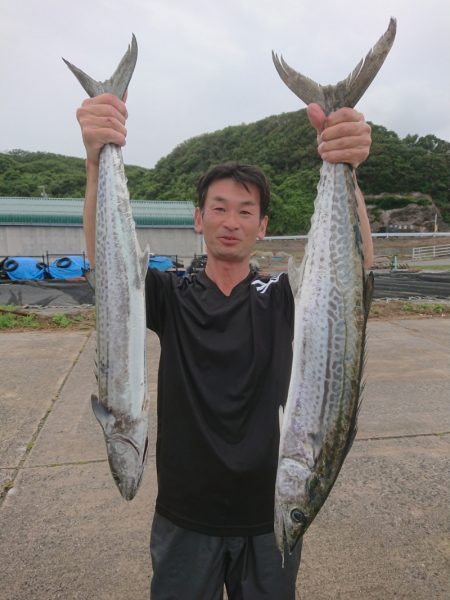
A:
51,314,71,328
370,301,449,319
415,264,450,271
0,311,40,329
0,305,94,330
0,299,448,330
400,303,446,314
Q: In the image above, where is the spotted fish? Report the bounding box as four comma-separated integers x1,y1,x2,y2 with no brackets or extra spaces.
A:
64,36,150,500
272,18,396,558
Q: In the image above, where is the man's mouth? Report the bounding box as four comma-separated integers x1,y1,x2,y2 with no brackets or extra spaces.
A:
219,236,240,244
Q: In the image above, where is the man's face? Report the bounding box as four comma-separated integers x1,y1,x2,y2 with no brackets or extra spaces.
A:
194,178,268,264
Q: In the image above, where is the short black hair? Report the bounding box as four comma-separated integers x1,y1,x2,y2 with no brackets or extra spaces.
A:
196,162,270,218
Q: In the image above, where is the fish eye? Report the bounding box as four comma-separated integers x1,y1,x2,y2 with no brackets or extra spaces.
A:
290,508,307,525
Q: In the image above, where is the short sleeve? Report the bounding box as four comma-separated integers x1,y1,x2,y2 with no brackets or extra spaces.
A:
145,268,173,335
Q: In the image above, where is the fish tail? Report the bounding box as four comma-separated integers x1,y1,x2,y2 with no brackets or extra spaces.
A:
63,34,138,99
272,18,396,113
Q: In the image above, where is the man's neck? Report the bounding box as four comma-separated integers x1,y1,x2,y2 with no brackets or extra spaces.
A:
204,258,250,296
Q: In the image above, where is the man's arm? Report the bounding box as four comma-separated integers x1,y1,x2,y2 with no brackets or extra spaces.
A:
76,93,128,267
306,104,374,270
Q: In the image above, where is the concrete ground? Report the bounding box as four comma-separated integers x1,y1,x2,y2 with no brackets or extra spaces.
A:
0,320,449,600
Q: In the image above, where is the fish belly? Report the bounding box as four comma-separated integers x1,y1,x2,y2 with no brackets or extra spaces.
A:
95,145,148,420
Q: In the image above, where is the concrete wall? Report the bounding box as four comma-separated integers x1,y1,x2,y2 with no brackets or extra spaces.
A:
136,228,203,258
0,225,203,261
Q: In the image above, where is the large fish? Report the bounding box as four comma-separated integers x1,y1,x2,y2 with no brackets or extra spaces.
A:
272,19,396,557
63,36,150,500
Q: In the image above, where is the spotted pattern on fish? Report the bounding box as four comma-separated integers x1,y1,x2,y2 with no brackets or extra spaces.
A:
272,20,395,559
64,36,150,500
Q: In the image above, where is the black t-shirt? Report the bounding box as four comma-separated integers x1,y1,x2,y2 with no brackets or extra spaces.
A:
146,268,294,536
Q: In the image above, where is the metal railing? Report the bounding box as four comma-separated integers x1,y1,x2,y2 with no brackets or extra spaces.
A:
412,244,450,260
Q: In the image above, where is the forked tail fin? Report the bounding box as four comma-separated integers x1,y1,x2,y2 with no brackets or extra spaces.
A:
272,18,396,113
63,34,138,98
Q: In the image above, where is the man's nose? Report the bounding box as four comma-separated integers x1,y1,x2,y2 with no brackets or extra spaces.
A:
223,212,239,229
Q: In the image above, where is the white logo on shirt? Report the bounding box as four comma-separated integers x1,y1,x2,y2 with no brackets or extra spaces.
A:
251,274,282,294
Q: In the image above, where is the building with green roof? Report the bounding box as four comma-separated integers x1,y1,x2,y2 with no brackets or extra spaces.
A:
0,197,202,259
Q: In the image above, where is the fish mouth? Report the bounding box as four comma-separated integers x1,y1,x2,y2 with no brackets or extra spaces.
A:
277,509,306,556
276,516,302,566
118,470,144,501
287,531,302,555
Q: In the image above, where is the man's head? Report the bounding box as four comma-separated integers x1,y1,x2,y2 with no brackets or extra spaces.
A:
194,163,270,266
197,162,270,219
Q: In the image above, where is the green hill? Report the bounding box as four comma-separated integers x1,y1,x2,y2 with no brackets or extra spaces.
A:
1,109,449,234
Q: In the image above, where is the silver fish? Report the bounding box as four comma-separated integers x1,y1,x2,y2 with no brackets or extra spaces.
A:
272,18,396,557
64,36,150,500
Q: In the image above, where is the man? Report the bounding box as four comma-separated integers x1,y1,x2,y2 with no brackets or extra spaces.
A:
77,94,372,599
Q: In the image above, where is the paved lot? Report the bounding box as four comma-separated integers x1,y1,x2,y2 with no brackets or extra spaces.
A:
0,319,449,600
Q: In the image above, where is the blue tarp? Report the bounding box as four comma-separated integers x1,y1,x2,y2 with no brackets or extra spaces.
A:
149,255,175,272
48,256,90,280
1,254,178,281
3,257,46,281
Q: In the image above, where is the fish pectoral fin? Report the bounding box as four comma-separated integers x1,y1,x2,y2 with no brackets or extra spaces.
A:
141,245,151,281
91,395,115,434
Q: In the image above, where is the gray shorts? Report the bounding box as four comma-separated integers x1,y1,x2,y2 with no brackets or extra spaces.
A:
150,513,302,600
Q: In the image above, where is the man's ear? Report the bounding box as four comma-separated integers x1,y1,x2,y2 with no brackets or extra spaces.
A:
258,215,268,240
194,207,203,233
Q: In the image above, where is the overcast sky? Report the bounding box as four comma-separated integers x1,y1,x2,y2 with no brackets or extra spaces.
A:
1,0,449,168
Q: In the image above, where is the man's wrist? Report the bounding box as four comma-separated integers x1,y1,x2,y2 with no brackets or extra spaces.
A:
86,158,99,172
85,159,100,187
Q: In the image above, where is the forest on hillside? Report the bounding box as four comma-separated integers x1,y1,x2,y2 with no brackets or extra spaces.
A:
1,109,449,234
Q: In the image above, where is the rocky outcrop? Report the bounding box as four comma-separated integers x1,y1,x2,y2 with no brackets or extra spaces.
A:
365,193,449,233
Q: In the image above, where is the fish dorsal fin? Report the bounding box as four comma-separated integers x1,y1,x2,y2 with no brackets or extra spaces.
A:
363,271,375,321
342,271,375,460
63,34,138,99
288,253,308,297
272,18,396,113
287,255,301,296
85,269,96,290
278,405,284,434
93,346,98,382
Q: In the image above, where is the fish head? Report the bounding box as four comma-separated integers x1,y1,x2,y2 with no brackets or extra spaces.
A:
105,429,149,500
91,395,149,501
275,458,313,556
